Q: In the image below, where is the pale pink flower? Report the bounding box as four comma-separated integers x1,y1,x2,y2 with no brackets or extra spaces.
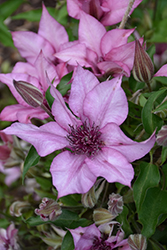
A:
55,12,138,77
0,223,20,250
67,0,143,26
3,66,155,197
70,222,131,250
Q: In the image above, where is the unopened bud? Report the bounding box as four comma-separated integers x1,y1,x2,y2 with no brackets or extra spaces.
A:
13,80,44,108
156,125,167,147
132,40,154,84
81,179,105,208
93,208,115,225
128,234,147,250
107,193,123,216
10,201,31,217
35,198,62,221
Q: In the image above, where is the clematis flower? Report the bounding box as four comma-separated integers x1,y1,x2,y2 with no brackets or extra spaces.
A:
55,12,139,77
67,0,143,26
3,66,155,197
70,222,131,250
0,223,20,250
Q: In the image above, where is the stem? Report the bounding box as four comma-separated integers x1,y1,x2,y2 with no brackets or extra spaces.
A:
146,80,152,92
101,182,109,207
41,103,55,120
119,0,135,29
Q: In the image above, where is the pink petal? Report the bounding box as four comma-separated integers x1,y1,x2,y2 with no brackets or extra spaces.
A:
0,104,48,123
83,76,128,127
34,51,58,91
100,123,156,162
79,12,106,56
38,4,68,51
3,122,68,156
4,167,21,186
86,148,134,187
67,0,82,19
154,64,167,77
50,151,96,198
69,66,99,119
55,42,88,66
101,29,134,56
101,0,142,26
12,62,37,77
97,61,130,77
12,31,55,64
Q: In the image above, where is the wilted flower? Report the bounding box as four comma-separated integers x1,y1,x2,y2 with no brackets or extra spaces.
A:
108,193,123,216
35,198,62,221
128,234,147,250
70,222,130,250
4,66,155,198
0,223,20,250
132,39,154,85
10,201,31,217
81,178,105,208
156,125,167,147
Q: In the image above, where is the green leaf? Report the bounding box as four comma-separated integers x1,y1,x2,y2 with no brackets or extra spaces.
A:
141,89,166,134
162,163,167,189
152,100,167,113
117,206,133,236
53,210,79,229
128,101,142,121
0,20,14,47
69,218,92,229
161,148,167,165
61,231,74,250
12,9,42,22
139,187,167,237
35,177,52,191
45,86,55,108
22,146,40,183
0,0,23,20
133,162,160,212
56,72,73,96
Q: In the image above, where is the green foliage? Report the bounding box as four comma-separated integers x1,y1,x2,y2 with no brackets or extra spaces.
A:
56,72,73,96
61,231,74,250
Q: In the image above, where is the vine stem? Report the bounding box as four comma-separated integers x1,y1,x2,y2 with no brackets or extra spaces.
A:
119,0,135,29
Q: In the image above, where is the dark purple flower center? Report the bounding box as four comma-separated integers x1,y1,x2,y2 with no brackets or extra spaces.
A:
90,236,112,250
66,121,104,157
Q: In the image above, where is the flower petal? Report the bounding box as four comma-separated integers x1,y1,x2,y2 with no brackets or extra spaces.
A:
154,64,167,77
69,66,99,119
50,151,96,197
38,4,68,51
100,123,156,162
83,76,128,127
86,148,134,187
12,31,55,64
3,122,68,156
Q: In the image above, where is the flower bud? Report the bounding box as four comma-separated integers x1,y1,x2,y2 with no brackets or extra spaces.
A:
132,40,154,84
81,179,105,208
10,201,31,217
93,208,115,225
128,234,147,250
107,193,123,216
35,198,62,221
156,125,167,147
13,80,44,108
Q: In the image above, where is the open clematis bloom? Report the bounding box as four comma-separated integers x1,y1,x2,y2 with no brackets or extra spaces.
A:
67,0,143,26
3,66,155,197
55,12,139,78
70,222,131,250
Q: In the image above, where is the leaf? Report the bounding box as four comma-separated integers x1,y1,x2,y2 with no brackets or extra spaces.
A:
35,177,52,191
56,72,73,96
141,89,166,134
128,101,142,121
52,210,79,229
45,86,55,108
133,162,160,212
0,0,23,20
117,206,133,236
152,100,167,113
139,187,167,237
0,20,14,47
69,218,92,229
161,148,167,165
61,231,74,250
162,163,167,189
12,9,42,22
22,146,40,183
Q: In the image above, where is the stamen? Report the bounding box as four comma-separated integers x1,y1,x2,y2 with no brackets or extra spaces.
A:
66,121,104,157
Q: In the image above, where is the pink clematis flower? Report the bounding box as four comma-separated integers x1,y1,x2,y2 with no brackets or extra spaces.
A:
55,12,138,77
67,0,143,26
0,223,20,250
0,51,68,123
70,222,131,250
3,66,155,197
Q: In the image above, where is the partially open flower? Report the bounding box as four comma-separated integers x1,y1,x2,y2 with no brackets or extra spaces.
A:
132,40,154,84
35,198,62,221
128,234,147,250
107,193,123,216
